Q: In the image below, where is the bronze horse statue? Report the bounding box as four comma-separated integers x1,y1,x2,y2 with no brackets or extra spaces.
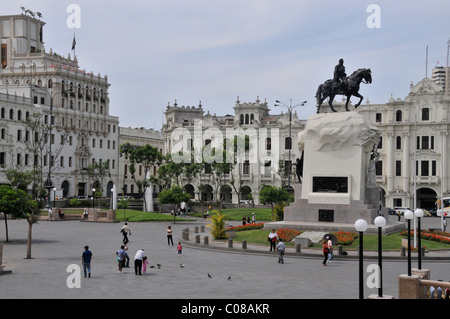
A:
315,68,372,114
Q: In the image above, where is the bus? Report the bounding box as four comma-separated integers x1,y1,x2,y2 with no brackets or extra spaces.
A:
436,197,450,217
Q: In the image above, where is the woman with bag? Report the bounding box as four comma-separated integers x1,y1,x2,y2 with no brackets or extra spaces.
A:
322,240,329,266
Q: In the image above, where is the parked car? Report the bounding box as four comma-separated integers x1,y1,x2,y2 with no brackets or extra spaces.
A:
77,195,90,200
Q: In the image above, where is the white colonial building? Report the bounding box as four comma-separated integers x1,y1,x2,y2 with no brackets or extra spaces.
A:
351,77,450,211
0,13,119,198
162,97,305,205
118,126,164,197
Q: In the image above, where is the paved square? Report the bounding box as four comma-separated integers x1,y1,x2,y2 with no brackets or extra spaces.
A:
0,217,449,300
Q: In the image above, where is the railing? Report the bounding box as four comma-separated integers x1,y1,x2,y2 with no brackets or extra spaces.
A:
420,280,450,299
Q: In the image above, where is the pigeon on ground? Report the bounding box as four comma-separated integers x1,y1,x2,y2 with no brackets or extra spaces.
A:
208,273,212,278
228,276,231,281
180,264,184,268
157,264,161,269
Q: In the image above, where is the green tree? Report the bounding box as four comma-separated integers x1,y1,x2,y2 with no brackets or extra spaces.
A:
259,185,290,212
0,185,27,242
0,184,40,258
158,185,191,223
120,143,162,211
86,161,110,194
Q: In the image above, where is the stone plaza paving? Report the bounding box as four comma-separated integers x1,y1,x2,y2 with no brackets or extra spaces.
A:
0,215,449,300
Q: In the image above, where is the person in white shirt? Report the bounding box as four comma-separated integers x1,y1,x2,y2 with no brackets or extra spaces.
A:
121,223,131,244
48,208,53,221
268,229,278,252
134,249,146,275
277,239,286,264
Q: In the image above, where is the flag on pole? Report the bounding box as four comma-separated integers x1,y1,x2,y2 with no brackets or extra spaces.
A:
71,34,76,51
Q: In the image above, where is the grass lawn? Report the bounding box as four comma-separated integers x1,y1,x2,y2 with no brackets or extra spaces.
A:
115,209,191,222
228,229,450,251
191,207,273,221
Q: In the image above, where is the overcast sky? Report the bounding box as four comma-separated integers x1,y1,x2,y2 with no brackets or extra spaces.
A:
4,1,450,130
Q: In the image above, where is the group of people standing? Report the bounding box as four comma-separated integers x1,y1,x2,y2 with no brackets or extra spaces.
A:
267,229,286,264
116,223,149,275
242,212,256,225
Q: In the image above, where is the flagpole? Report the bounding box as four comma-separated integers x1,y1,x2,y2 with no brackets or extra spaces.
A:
72,33,76,58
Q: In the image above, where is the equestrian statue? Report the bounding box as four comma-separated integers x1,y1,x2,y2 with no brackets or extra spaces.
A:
315,58,372,114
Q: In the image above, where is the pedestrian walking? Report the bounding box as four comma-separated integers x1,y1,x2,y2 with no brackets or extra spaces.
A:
268,229,278,252
123,244,130,267
121,222,131,244
48,208,53,221
277,239,286,264
443,218,447,232
322,240,329,266
177,242,182,256
134,248,146,275
116,245,126,273
252,212,256,224
81,245,92,278
327,237,333,263
167,226,174,246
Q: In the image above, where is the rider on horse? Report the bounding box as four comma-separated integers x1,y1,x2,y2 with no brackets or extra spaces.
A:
333,58,347,94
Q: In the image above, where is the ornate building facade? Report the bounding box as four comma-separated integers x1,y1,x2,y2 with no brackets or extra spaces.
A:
0,13,119,198
162,98,305,205
118,126,164,197
351,78,450,210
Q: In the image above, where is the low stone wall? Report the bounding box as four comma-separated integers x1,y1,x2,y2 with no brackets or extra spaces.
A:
40,208,116,222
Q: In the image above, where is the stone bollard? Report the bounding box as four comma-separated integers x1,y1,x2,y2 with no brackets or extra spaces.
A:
296,243,301,253
400,247,406,257
242,240,247,249
195,235,200,244
338,245,343,255
204,236,209,245
228,239,233,248
194,226,199,233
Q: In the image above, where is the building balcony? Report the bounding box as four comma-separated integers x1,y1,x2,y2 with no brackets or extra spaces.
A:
410,176,439,185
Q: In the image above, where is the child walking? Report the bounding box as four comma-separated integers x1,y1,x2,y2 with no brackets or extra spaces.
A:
177,242,182,256
142,256,148,274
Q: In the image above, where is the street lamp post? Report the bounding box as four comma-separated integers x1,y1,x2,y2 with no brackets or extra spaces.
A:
274,99,307,189
53,187,56,208
374,216,386,297
354,218,368,299
414,208,424,269
404,210,414,276
31,85,55,209
92,188,96,209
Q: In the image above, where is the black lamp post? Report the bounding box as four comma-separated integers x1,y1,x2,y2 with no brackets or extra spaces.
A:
374,216,386,297
354,219,368,299
404,210,414,276
274,99,307,189
92,188,96,209
414,208,424,269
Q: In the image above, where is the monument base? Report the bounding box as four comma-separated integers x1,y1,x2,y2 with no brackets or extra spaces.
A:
264,219,404,235
264,183,404,235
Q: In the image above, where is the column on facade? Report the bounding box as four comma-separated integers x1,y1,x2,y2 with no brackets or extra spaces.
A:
402,131,410,192
442,130,448,194
386,131,395,194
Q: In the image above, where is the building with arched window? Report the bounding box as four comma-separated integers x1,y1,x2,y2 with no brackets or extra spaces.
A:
162,97,305,205
328,77,450,211
0,13,119,198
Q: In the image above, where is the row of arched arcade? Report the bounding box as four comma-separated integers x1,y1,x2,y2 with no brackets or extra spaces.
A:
183,183,254,204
